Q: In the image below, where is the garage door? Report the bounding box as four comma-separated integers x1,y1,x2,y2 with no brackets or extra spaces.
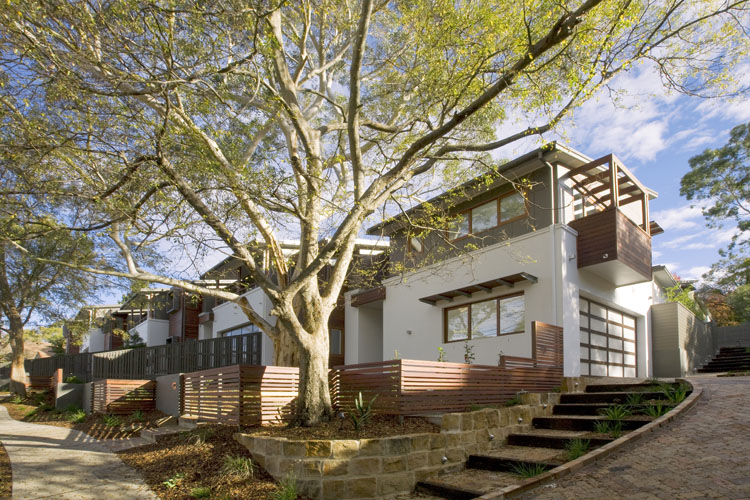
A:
579,298,637,377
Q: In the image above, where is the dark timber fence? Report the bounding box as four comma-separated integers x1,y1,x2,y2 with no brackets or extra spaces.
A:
25,332,261,382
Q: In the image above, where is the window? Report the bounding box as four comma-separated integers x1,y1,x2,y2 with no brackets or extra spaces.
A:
330,329,343,355
471,200,497,233
222,323,260,337
407,236,424,254
448,190,528,240
500,192,526,222
444,293,525,342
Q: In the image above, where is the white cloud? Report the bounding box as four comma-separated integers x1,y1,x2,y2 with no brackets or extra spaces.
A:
652,250,662,260
652,204,705,232
682,265,711,280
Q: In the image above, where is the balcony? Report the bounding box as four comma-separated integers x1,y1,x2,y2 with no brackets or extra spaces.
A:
563,154,655,287
569,207,652,286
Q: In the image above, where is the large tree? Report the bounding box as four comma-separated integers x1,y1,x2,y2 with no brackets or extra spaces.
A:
1,0,748,424
681,121,750,291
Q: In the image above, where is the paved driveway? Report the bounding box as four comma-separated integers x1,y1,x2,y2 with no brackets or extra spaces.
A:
518,375,750,499
0,405,157,499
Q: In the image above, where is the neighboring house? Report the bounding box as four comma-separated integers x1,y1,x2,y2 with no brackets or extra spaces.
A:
64,304,122,353
345,143,670,378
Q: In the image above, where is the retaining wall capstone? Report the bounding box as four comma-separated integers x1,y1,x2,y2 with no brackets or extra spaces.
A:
234,393,560,500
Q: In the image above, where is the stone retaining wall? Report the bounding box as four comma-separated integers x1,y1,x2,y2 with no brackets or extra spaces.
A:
234,392,560,500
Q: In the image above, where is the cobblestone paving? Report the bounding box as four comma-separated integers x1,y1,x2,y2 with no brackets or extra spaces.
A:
518,376,750,500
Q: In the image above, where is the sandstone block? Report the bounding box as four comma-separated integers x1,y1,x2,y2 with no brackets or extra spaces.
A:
306,440,332,458
441,413,460,431
322,459,349,476
407,452,428,470
382,436,411,456
322,479,346,500
350,457,381,475
429,433,446,449
331,440,360,459
377,472,414,496
358,439,382,456
383,455,408,473
410,434,431,451
283,441,306,457
347,477,378,499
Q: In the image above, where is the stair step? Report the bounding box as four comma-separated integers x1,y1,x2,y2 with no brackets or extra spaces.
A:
417,469,520,499
553,403,676,416
467,454,558,472
507,431,613,449
584,383,663,393
533,416,648,432
479,445,566,465
560,391,664,404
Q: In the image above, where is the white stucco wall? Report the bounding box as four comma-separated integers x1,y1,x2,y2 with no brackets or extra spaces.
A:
376,227,560,367
132,319,170,347
211,287,276,364
82,328,107,353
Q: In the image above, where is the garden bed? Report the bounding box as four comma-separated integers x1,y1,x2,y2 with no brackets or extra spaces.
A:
118,424,296,500
240,414,439,440
0,393,167,440
0,442,10,498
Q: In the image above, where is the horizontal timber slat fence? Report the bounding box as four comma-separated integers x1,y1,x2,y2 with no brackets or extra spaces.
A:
25,332,261,382
91,379,156,414
182,365,299,426
183,321,563,424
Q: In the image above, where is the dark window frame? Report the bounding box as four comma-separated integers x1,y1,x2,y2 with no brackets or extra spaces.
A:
447,190,529,242
443,291,525,343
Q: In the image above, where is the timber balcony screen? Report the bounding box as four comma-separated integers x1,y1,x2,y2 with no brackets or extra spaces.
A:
181,321,563,424
568,208,652,286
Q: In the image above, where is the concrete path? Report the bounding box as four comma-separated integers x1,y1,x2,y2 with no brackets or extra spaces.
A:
518,375,750,500
0,406,158,499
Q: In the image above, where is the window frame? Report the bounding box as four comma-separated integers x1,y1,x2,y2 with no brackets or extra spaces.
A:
443,291,525,343
447,190,529,242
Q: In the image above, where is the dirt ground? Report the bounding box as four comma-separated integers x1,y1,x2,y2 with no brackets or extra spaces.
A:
241,414,440,440
0,442,10,499
118,424,287,500
0,392,167,440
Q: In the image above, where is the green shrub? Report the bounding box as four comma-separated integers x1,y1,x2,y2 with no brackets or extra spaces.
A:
625,392,643,406
221,455,254,480
504,395,523,407
593,420,611,434
191,427,215,445
38,402,54,412
190,486,211,499
68,409,87,424
64,403,81,413
163,472,185,489
101,414,122,427
350,392,377,431
608,420,623,438
565,439,590,461
130,410,145,422
270,475,298,500
599,404,631,421
662,383,689,404
9,394,24,404
63,375,83,384
642,402,670,418
510,462,548,478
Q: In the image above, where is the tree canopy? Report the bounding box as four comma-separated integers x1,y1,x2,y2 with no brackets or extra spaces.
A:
2,0,749,422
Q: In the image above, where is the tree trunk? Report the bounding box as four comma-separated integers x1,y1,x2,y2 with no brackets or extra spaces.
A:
7,308,27,397
273,327,299,367
292,324,333,426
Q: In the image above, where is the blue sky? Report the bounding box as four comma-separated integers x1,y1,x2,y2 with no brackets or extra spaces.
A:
494,64,750,283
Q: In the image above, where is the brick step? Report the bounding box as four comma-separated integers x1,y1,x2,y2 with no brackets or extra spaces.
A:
712,353,750,360
478,444,566,465
533,416,649,432
701,360,750,368
698,366,750,373
718,347,750,353
415,481,483,500
507,431,613,449
560,391,664,404
140,426,183,445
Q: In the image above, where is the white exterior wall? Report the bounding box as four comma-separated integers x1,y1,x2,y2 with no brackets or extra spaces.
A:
81,328,107,353
211,287,277,365
345,299,384,364
132,319,170,347
377,227,560,367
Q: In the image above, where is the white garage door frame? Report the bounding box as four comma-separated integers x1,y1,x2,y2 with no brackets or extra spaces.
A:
579,297,637,377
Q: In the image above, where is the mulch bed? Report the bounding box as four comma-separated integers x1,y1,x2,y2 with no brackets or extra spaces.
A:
241,414,440,440
0,393,167,440
0,442,10,498
118,425,284,500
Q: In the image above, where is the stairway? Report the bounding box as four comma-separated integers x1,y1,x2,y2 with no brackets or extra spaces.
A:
697,347,750,373
414,382,683,499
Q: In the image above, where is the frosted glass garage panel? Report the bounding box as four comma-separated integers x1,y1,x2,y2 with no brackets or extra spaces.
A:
590,302,606,319
580,329,589,343
591,363,607,376
609,365,623,377
610,338,623,351
580,298,589,311
591,333,607,347
623,316,635,328
624,353,636,366
580,315,589,329
591,318,607,333
608,351,623,364
623,341,636,353
609,324,623,338
607,309,622,324
580,361,590,375
580,347,590,360
591,348,607,362
623,328,636,341
624,367,636,377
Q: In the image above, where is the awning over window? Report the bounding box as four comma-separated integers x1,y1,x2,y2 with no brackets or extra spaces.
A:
418,272,538,305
